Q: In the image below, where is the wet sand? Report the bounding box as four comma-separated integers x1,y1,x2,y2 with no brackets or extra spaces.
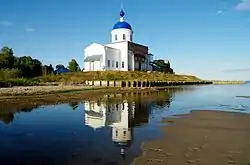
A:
132,110,250,165
0,85,105,95
237,96,250,98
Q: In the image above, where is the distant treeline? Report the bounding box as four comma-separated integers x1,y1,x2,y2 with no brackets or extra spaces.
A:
0,46,81,80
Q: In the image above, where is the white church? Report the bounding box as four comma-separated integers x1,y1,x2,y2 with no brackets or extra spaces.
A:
84,9,153,71
84,100,135,154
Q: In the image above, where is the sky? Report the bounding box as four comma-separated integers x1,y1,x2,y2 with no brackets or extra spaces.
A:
0,0,250,80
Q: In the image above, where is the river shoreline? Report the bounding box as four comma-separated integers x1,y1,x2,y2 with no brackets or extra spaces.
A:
132,110,250,165
0,80,247,97
1,86,183,110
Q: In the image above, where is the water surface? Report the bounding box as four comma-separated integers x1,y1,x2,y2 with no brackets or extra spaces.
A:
0,84,250,165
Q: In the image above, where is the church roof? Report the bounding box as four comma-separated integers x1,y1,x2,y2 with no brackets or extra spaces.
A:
113,21,132,30
112,9,132,30
84,54,102,62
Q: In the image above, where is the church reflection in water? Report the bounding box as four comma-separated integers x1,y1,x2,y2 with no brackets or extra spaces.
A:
83,90,174,158
84,100,136,158
0,88,195,164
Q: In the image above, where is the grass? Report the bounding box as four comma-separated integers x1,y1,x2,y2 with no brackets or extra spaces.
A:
0,71,202,87
0,78,39,87
39,71,201,83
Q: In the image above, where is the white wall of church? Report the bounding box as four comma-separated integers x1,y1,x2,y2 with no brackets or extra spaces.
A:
84,43,105,71
84,101,131,129
104,47,121,71
84,100,132,143
84,102,107,129
128,50,134,71
111,28,133,43
86,61,102,71
106,42,129,71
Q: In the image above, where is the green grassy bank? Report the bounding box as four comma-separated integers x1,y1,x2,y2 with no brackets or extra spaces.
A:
0,71,201,87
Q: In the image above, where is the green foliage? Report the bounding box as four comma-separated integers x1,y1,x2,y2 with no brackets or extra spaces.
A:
0,47,15,68
67,59,80,72
0,69,22,80
1,46,14,55
42,64,54,76
0,78,39,87
150,59,174,74
0,46,44,79
56,64,65,70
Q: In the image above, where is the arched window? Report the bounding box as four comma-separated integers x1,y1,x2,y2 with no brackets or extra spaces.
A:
115,34,117,40
123,34,126,40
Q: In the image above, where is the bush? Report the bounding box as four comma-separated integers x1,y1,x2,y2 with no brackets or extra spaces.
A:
0,78,39,87
0,69,22,80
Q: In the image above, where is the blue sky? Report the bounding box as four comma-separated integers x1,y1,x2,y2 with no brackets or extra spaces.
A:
0,0,250,80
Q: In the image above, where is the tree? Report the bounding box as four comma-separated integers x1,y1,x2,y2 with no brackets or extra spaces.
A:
42,64,54,75
18,56,42,77
0,46,15,69
67,59,80,72
56,64,65,70
150,59,174,74
1,46,14,56
0,46,43,78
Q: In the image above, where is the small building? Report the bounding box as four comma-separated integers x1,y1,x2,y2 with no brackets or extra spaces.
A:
54,67,70,74
84,9,153,71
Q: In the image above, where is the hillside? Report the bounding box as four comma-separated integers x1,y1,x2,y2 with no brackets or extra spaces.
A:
39,71,201,83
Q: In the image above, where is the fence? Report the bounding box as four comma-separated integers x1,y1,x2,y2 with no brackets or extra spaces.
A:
85,80,212,88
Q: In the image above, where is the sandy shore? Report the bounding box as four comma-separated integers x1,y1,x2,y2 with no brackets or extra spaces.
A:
237,96,250,98
0,85,103,95
132,110,250,165
0,85,164,110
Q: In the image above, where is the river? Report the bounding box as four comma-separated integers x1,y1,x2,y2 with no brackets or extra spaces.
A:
0,84,250,165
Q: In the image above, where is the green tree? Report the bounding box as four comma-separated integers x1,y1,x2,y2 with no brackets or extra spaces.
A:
1,46,14,56
67,59,80,72
56,64,65,70
150,59,174,74
0,46,15,68
0,46,43,78
42,64,54,75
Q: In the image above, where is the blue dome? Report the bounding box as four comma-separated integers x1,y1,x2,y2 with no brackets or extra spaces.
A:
113,21,132,30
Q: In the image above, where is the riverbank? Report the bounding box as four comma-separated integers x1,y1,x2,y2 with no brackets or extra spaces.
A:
0,85,106,96
0,79,211,96
1,86,185,110
0,71,203,87
212,80,246,85
237,96,250,98
132,110,250,165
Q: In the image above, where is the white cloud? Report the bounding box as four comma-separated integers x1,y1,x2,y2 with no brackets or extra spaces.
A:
217,10,223,15
235,0,250,11
26,27,35,32
0,21,12,27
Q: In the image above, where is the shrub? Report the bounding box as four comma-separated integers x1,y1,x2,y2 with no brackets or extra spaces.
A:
0,78,39,87
0,68,22,80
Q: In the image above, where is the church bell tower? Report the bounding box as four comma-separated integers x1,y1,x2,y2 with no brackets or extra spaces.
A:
111,9,133,43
